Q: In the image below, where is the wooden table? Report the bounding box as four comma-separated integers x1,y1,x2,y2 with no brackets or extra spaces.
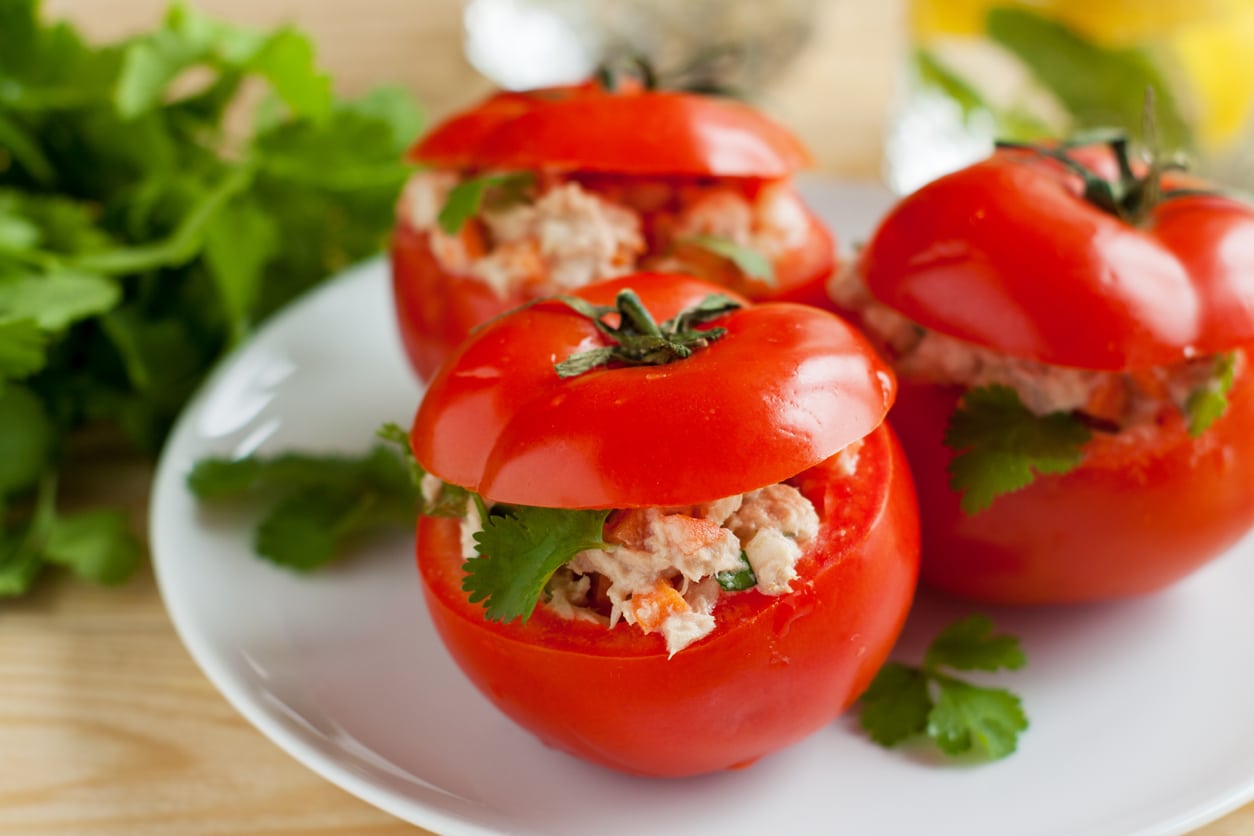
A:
5,1,1252,833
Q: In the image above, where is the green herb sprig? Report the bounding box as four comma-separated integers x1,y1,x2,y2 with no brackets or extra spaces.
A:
860,614,1029,760
0,0,422,595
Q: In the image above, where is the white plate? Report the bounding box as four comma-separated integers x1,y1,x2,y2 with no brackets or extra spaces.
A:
151,181,1254,836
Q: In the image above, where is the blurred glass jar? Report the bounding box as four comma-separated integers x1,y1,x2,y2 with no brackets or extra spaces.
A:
884,0,1254,193
463,0,819,95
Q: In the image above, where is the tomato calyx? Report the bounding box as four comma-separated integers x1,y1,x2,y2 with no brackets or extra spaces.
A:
996,130,1199,226
554,289,742,378
594,45,748,98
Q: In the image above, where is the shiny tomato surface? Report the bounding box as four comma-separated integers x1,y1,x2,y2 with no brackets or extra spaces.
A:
411,273,893,508
861,145,1254,370
410,273,919,776
417,426,919,777
891,367,1254,604
412,84,811,178
856,142,1254,604
391,81,835,380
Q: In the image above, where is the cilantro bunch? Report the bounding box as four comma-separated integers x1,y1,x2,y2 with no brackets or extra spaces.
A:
0,1,422,595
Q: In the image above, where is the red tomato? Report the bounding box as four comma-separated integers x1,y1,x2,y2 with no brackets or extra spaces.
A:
390,81,835,380
892,369,1254,604
854,141,1254,604
412,84,811,178
410,273,919,777
861,145,1254,370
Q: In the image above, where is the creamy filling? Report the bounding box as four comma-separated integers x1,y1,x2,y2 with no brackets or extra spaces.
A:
831,264,1230,429
458,477,832,656
397,171,808,298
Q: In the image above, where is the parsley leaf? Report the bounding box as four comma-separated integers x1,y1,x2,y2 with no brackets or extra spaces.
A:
858,662,932,747
42,508,143,585
0,384,53,495
465,506,610,622
925,611,1028,671
437,172,534,235
945,385,1091,514
715,550,757,591
859,614,1029,760
680,234,775,283
0,1,423,594
189,443,421,571
1186,353,1236,438
0,320,48,381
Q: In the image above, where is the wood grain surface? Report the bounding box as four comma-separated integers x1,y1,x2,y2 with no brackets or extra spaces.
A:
5,1,1253,834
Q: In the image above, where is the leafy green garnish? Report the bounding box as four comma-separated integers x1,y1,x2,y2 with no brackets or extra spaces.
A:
859,614,1029,760
1186,353,1237,438
437,171,534,236
985,7,1192,152
0,474,142,596
465,506,611,622
187,442,420,572
681,234,775,284
945,385,1092,514
715,550,757,591
0,1,422,594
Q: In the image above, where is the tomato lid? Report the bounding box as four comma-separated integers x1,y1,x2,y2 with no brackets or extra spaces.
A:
860,145,1254,370
410,83,811,180
410,273,894,508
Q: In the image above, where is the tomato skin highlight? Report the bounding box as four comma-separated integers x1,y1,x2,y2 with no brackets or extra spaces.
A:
415,426,920,777
890,364,1254,605
860,146,1254,370
390,82,836,380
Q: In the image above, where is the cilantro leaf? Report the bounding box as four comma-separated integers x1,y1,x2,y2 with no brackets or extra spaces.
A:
253,487,362,571
715,550,757,591
465,506,610,622
928,677,1028,760
680,234,775,283
42,508,143,585
202,195,278,341
0,319,49,380
1186,353,1236,438
945,385,1091,514
190,443,420,572
925,613,1028,672
0,525,44,597
0,384,53,495
859,614,1030,761
0,270,119,330
437,172,534,235
858,662,931,747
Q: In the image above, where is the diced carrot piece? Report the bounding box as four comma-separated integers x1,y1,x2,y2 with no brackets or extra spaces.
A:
1084,375,1130,425
1129,368,1171,401
604,509,652,549
460,218,489,259
628,580,689,632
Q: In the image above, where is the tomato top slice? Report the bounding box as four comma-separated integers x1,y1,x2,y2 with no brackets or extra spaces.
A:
411,273,894,508
859,145,1254,370
411,84,811,179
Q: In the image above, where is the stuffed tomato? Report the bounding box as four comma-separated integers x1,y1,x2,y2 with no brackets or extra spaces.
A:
391,78,835,379
836,138,1254,605
410,272,918,777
